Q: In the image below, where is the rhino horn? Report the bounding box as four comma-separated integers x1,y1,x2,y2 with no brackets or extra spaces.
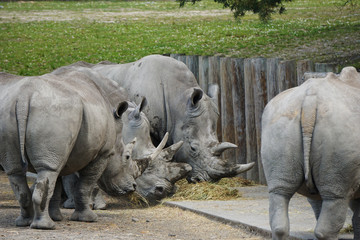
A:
205,162,255,181
233,162,255,175
161,140,184,162
150,132,169,160
211,142,237,156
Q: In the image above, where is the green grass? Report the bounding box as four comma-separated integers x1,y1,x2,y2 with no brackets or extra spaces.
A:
0,0,359,75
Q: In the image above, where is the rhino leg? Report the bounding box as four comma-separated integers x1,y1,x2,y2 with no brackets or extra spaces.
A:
8,173,34,227
314,198,348,240
350,198,360,240
62,174,78,209
269,192,290,240
71,156,107,222
307,198,322,220
30,171,59,229
48,178,63,221
91,186,106,210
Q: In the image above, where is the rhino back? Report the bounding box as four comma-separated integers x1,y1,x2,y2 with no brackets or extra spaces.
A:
0,74,115,176
94,55,199,143
262,71,360,199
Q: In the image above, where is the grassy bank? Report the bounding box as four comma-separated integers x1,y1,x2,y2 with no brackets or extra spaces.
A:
0,0,359,75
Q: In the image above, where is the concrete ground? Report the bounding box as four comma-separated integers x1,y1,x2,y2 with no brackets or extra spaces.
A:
165,186,354,240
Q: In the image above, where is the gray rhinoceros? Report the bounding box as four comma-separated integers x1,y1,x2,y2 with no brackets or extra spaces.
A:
88,55,254,182
261,66,360,240
0,69,148,230
61,97,192,208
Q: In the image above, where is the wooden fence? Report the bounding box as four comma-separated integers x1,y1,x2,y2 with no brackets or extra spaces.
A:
169,54,339,184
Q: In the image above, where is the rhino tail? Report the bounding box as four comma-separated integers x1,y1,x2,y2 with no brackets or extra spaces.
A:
15,96,30,172
300,88,318,194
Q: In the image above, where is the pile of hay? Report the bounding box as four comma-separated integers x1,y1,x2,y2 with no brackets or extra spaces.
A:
168,177,255,201
107,177,256,207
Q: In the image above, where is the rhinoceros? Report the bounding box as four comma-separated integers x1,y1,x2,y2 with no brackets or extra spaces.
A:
261,66,360,240
83,55,254,182
61,97,192,208
0,69,151,229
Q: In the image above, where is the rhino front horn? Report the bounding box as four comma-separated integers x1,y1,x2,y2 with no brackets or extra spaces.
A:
150,132,169,160
211,142,237,156
234,162,255,174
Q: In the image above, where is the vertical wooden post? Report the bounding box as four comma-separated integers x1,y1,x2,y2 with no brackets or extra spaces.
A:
220,57,236,165
170,54,181,60
277,60,296,93
252,58,267,184
186,55,199,83
199,56,209,93
315,63,339,73
244,58,258,182
297,60,314,86
266,58,281,102
230,58,247,171
178,54,186,64
208,56,222,141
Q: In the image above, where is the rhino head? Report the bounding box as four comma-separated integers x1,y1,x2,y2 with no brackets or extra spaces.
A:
98,133,139,196
97,101,159,197
135,141,192,204
174,85,254,183
121,97,191,202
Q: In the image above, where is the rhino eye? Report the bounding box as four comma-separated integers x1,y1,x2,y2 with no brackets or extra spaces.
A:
190,142,198,152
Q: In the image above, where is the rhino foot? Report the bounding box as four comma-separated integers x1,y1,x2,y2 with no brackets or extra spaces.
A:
49,208,63,221
15,215,32,227
70,209,98,222
30,216,55,230
62,199,75,209
92,190,107,210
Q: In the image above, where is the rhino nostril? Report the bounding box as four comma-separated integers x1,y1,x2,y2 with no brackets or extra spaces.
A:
132,183,137,190
155,186,164,194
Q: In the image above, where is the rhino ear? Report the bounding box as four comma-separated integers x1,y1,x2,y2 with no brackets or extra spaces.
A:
114,101,128,119
133,97,147,119
190,88,203,108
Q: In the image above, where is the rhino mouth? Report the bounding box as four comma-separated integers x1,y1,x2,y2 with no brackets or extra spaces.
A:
98,181,136,197
137,180,175,204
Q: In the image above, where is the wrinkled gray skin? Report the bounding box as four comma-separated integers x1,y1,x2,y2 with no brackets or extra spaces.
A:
0,68,145,229
85,55,254,183
261,66,360,240
62,97,192,207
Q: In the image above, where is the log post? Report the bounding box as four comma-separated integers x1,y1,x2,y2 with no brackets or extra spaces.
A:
186,55,199,83
220,57,236,165
315,63,339,73
244,58,258,182
230,58,247,173
266,58,281,102
252,58,267,184
208,56,222,141
277,60,296,93
296,60,314,86
178,54,186,64
199,56,209,94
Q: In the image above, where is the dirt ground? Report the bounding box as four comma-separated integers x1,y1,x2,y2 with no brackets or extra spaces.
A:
0,171,268,240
